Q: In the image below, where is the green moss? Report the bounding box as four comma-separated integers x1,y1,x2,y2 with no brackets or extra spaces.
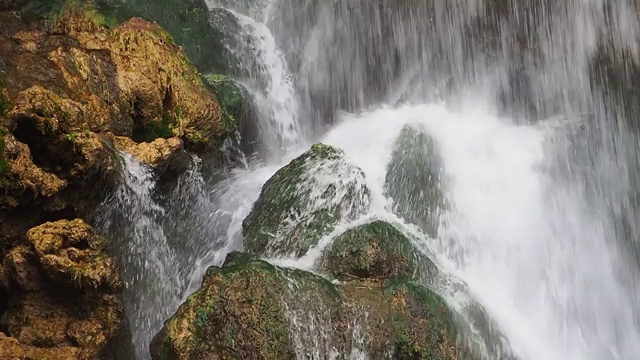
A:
94,0,228,73
385,124,446,238
242,143,371,258
38,0,120,30
385,280,458,360
326,220,419,280
203,73,254,133
141,111,174,142
151,252,458,359
152,253,310,359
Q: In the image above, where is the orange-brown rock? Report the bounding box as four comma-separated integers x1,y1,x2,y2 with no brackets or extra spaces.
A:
110,135,183,168
1,219,128,360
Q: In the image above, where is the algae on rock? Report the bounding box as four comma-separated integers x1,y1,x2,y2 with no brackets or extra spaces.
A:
243,143,371,258
385,124,446,238
150,252,459,360
324,220,425,281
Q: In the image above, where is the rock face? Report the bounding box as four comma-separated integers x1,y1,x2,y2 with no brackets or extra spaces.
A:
150,252,458,360
95,0,232,75
242,144,371,258
0,2,232,359
385,124,446,237
0,0,232,231
1,219,129,360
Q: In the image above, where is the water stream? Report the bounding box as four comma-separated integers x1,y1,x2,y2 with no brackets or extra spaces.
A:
100,0,640,359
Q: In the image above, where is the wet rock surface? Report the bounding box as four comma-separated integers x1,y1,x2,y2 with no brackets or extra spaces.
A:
151,251,458,360
242,143,371,259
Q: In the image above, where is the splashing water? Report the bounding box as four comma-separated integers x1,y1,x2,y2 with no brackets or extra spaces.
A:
96,154,181,359
99,0,640,359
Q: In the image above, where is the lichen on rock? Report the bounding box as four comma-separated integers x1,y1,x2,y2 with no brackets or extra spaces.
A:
243,143,372,258
0,219,129,359
26,219,121,290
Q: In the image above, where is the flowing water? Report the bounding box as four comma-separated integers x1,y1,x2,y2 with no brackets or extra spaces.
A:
100,0,640,359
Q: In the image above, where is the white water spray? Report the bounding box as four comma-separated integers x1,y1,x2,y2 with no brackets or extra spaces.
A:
97,154,181,359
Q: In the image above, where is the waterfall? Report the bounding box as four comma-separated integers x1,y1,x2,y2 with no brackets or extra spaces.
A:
96,154,181,359
99,0,640,358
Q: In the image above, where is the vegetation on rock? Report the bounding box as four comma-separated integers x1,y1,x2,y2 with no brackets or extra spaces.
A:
92,0,234,74
203,73,252,133
1,219,129,359
151,252,458,360
323,220,420,280
243,143,371,258
385,124,446,238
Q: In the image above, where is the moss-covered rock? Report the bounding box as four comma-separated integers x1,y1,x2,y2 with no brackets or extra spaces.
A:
204,74,255,134
243,144,371,258
151,252,459,360
323,220,420,280
93,0,234,74
25,219,121,290
385,124,445,237
1,219,130,360
0,131,67,208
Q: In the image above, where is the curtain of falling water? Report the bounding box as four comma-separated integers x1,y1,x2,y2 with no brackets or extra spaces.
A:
99,0,640,358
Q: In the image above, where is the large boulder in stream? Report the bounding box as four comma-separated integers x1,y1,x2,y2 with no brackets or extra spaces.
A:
243,144,371,258
385,124,446,237
150,251,459,360
0,219,131,359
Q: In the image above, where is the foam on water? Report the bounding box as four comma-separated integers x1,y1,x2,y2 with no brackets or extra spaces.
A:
288,103,640,360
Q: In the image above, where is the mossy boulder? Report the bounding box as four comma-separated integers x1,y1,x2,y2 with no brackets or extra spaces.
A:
0,219,130,359
243,144,371,258
203,73,258,154
151,252,459,360
385,124,445,237
323,220,421,280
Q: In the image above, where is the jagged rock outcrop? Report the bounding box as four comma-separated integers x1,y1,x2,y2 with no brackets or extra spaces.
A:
0,2,236,359
1,219,130,360
0,0,232,232
150,251,459,360
242,143,371,258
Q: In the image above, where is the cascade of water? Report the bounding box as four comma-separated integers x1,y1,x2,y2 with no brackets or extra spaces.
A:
99,0,640,358
96,154,181,359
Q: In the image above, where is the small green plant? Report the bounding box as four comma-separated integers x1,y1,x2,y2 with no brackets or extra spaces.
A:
66,132,80,141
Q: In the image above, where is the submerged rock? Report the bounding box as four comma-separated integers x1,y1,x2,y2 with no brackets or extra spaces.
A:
0,219,130,359
243,143,371,258
385,124,446,237
151,252,458,360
